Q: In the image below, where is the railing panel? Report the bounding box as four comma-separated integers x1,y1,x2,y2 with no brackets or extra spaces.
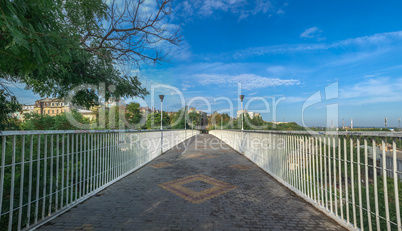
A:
0,129,199,230
210,130,402,231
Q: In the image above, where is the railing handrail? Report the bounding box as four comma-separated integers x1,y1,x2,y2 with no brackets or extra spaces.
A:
213,129,402,138
0,129,188,136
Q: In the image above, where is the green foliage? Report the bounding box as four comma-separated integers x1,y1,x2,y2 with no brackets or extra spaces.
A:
0,88,21,130
20,110,90,130
187,111,201,128
170,109,187,129
125,102,142,125
0,0,148,128
146,112,170,129
270,122,305,131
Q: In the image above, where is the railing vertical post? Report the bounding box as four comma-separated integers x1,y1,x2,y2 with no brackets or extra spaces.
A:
315,136,320,204
393,138,401,231
364,137,372,231
42,135,48,220
8,136,16,231
308,136,313,199
84,134,88,195
373,139,380,230
27,135,34,226
357,138,363,229
312,136,317,202
319,136,324,207
382,138,391,231
76,134,79,202
324,136,328,210
298,136,302,192
0,136,5,226
339,137,344,220
350,137,357,227
61,134,65,208
69,134,73,204
328,135,333,213
344,136,349,223
333,136,337,217
17,135,25,230
35,134,41,223
55,135,60,211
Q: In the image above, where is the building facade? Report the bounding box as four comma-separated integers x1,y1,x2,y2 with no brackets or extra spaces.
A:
34,98,70,116
236,110,261,119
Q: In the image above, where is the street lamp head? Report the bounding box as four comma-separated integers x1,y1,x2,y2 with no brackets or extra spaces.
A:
159,95,164,102
239,95,245,102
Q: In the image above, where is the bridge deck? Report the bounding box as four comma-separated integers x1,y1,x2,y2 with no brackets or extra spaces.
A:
38,134,345,231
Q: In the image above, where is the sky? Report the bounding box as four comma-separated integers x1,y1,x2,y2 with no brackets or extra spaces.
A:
11,0,402,127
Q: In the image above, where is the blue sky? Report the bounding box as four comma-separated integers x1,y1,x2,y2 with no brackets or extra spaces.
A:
12,0,402,127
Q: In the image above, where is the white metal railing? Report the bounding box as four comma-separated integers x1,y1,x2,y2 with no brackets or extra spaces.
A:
0,129,199,231
210,130,402,231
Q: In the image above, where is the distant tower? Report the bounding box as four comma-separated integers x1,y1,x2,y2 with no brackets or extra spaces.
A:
342,118,345,129
399,118,401,129
351,118,353,129
385,117,387,128
331,120,334,129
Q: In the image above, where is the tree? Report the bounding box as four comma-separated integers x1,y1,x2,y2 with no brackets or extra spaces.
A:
170,109,188,129
125,102,142,126
81,0,181,66
0,88,21,130
20,110,90,130
0,0,180,128
146,112,169,129
188,111,200,129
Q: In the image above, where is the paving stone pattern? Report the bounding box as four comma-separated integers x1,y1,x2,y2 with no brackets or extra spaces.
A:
38,134,346,231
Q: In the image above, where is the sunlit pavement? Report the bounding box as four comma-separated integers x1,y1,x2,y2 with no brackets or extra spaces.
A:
38,134,345,231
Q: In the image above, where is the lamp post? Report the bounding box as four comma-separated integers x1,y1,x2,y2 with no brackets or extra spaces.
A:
239,95,244,131
239,95,245,154
159,95,164,154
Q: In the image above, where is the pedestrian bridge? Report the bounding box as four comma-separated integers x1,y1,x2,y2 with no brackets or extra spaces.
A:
0,130,401,230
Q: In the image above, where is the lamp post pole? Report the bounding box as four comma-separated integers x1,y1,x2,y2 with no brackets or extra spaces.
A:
185,106,187,139
239,95,245,154
159,95,164,154
240,95,245,131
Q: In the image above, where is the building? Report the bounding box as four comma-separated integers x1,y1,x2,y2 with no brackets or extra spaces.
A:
188,107,196,113
34,98,70,116
139,107,152,115
236,110,261,119
104,98,125,108
32,98,97,120
77,109,97,121
22,105,35,113
18,105,35,120
271,121,288,125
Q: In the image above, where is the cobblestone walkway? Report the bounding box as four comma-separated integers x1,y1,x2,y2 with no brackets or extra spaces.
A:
39,134,345,231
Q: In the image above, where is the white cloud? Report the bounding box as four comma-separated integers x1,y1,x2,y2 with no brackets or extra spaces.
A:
300,27,319,38
195,73,300,90
300,27,324,41
339,77,402,104
175,0,283,21
234,30,402,59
